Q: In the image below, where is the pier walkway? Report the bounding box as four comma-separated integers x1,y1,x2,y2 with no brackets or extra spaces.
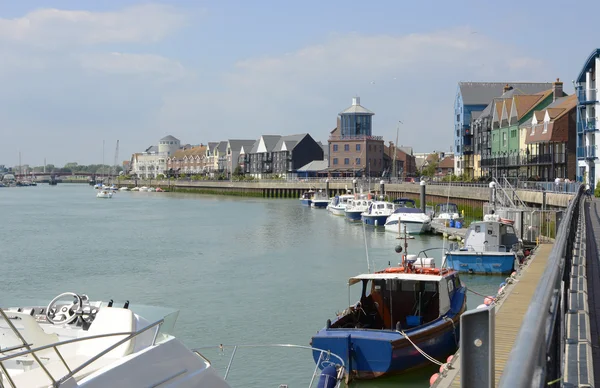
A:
433,244,554,388
433,187,586,388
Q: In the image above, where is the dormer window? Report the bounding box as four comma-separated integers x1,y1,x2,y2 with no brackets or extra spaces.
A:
531,125,535,136
543,122,548,134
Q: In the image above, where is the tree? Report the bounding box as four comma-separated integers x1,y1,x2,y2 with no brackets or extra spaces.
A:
233,166,243,176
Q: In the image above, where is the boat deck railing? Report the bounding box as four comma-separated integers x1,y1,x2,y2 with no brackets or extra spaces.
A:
0,309,165,388
192,344,346,388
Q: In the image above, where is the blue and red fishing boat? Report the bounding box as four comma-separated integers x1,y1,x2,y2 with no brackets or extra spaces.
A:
310,241,466,381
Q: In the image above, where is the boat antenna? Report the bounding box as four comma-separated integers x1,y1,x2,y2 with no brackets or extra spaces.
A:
362,221,372,273
404,224,410,273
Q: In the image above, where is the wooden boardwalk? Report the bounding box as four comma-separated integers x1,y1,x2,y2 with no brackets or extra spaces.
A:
436,243,554,387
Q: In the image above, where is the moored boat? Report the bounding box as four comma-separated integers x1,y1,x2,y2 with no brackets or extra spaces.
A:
445,219,523,275
361,201,396,226
311,190,329,208
384,199,431,235
345,196,372,221
311,242,466,381
432,203,463,225
327,194,354,216
96,189,113,199
300,190,315,206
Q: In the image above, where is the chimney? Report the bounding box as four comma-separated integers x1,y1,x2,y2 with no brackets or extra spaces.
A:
503,84,512,93
352,96,360,106
553,78,563,101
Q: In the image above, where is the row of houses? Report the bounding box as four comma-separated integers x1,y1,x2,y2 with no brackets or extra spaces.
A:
453,48,600,189
129,97,422,180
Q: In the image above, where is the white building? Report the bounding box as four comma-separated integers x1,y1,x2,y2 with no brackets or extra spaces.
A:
576,49,600,189
130,135,180,178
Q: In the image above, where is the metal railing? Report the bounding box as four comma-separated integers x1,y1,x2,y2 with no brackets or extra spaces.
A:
192,344,346,387
0,310,165,388
498,185,583,387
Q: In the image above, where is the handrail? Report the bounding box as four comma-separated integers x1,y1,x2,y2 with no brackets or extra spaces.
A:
192,343,346,387
0,318,164,387
498,185,583,388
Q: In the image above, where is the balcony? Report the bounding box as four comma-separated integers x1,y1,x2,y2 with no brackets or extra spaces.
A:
577,87,597,105
577,146,597,159
584,118,598,132
463,145,474,155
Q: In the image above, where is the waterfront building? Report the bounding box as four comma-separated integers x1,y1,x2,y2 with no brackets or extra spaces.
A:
328,97,384,177
384,143,417,178
203,142,219,175
455,82,553,178
245,135,281,177
523,94,577,180
271,133,324,179
166,145,207,176
129,135,181,179
225,140,256,177
575,49,600,188
436,155,455,178
215,141,228,175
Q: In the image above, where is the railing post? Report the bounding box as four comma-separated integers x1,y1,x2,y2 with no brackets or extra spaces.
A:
460,305,495,388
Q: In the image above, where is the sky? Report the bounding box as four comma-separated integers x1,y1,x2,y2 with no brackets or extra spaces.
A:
0,0,599,166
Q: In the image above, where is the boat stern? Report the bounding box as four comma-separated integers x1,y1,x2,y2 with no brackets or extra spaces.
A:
446,252,516,274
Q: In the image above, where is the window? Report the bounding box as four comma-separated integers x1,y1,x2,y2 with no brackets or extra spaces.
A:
447,279,455,294
344,158,350,165
543,122,548,134
475,225,481,233
510,130,517,138
344,144,350,151
456,114,460,122
356,144,361,151
333,158,338,165
356,158,361,165
502,132,507,147
333,144,338,152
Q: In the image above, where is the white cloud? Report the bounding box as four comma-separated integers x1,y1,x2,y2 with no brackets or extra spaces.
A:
157,28,555,151
0,4,186,48
76,52,187,80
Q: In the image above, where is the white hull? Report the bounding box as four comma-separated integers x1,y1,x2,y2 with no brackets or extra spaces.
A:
96,192,113,199
384,220,431,234
328,206,346,216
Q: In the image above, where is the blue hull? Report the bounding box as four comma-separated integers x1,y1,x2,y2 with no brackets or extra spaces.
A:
362,215,389,226
312,201,329,209
446,252,516,275
311,289,466,379
300,199,312,206
345,210,362,221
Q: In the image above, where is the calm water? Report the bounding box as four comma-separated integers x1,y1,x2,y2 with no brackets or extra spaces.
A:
0,184,500,387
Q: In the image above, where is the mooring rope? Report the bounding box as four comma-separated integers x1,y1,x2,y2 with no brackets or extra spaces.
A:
399,329,444,366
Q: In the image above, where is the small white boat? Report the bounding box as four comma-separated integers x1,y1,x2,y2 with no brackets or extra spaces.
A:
119,187,129,191
0,292,346,388
147,187,156,192
93,183,102,190
433,203,463,225
384,198,432,235
327,194,355,216
310,190,329,209
361,201,396,226
345,196,373,221
109,185,118,191
139,186,149,192
131,187,140,192
96,190,113,199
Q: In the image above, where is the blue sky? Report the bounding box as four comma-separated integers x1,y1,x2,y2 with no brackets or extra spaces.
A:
1,0,599,166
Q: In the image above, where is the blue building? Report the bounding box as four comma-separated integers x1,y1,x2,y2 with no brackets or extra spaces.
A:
575,49,600,189
454,82,553,178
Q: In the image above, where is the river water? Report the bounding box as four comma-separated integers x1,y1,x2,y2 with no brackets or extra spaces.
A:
0,184,500,387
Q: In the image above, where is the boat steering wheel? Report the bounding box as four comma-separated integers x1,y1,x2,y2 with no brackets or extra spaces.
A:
46,292,83,325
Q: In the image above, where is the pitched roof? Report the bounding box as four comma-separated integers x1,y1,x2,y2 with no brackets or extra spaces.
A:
170,145,207,159
273,134,309,152
207,142,218,152
216,141,228,153
297,160,329,172
458,82,553,105
339,97,374,115
512,90,552,119
145,145,158,153
160,135,179,142
438,156,454,168
227,139,256,152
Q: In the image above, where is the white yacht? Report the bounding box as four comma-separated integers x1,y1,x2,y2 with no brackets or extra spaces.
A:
327,194,354,216
384,198,431,235
139,187,149,192
344,196,372,221
96,190,113,199
0,293,345,388
433,203,463,225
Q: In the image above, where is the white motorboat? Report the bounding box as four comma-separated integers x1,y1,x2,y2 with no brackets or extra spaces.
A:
344,196,372,221
310,190,329,209
93,184,102,190
384,199,431,235
327,194,354,216
96,190,113,199
361,201,396,226
118,187,129,192
139,187,149,192
147,187,156,192
0,293,345,388
433,203,463,225
131,187,140,192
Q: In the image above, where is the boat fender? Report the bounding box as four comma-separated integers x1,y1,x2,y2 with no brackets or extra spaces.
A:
439,363,448,374
476,304,487,309
326,319,331,329
317,365,338,388
107,299,113,307
429,373,440,386
374,219,378,226
123,300,129,309
396,321,401,331
499,282,507,288
483,296,494,306
447,355,454,363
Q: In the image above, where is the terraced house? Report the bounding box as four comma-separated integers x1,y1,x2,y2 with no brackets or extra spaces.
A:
484,80,564,178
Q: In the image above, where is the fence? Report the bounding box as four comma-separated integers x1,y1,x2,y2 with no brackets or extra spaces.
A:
498,185,583,387
482,205,563,242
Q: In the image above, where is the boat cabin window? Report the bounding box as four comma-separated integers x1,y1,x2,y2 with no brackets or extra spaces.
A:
453,276,461,290
447,279,454,294
475,225,481,233
386,203,394,210
504,225,515,235
488,229,493,235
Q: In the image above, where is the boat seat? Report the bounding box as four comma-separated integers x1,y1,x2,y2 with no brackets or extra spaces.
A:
8,308,136,388
0,311,59,355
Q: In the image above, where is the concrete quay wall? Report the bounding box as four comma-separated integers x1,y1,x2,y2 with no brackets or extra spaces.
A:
119,180,573,209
